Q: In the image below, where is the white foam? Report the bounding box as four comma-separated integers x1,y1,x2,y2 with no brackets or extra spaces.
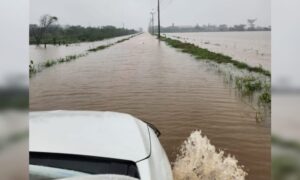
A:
173,130,247,180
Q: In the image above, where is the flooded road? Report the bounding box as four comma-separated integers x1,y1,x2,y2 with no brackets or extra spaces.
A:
30,33,270,179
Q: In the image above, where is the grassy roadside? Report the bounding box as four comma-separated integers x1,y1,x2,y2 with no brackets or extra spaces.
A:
159,36,271,77
30,34,139,77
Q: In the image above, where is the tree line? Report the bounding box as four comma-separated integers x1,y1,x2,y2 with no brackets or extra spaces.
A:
149,24,271,33
30,15,137,46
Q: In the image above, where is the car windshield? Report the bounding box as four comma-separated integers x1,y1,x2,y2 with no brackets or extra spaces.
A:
30,152,140,179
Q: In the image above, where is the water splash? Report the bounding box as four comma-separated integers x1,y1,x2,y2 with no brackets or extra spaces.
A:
173,131,247,180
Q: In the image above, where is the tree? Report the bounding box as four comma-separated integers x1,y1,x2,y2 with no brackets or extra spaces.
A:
32,14,58,47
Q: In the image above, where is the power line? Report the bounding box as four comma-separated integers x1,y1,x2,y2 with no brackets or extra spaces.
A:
151,0,174,37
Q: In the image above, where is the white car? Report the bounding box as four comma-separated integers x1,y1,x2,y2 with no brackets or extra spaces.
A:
29,111,173,180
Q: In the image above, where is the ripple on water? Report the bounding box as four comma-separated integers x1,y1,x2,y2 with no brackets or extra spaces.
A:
30,34,270,180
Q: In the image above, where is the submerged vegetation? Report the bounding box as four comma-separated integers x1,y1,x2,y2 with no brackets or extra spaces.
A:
160,36,270,77
88,45,111,52
259,86,271,104
235,76,271,104
30,34,138,77
29,53,87,77
44,60,57,67
115,36,134,44
235,76,262,94
87,35,138,52
159,35,271,123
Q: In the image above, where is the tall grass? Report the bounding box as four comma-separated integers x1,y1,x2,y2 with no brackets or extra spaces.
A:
29,53,87,78
87,34,138,52
235,76,262,94
88,45,111,52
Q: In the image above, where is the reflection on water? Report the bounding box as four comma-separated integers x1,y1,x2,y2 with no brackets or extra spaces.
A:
30,33,270,179
165,31,271,71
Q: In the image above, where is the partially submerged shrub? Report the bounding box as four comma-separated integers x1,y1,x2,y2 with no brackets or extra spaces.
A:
235,76,262,94
259,92,271,104
259,83,271,104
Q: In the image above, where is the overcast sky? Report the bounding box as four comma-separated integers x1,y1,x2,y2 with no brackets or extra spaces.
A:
0,0,28,87
30,0,271,30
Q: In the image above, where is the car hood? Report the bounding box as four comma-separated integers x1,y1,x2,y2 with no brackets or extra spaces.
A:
30,111,151,162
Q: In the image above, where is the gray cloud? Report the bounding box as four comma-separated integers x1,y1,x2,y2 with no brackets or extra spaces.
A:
30,0,271,30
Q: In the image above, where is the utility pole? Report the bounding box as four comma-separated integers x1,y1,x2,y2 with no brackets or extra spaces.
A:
150,12,155,34
157,0,161,38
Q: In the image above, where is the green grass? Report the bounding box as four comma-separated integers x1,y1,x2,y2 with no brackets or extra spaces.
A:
259,91,271,104
235,76,263,94
160,36,271,77
44,60,57,67
234,76,271,104
87,34,137,52
88,45,111,52
115,37,132,44
65,55,78,61
43,54,85,67
30,53,87,78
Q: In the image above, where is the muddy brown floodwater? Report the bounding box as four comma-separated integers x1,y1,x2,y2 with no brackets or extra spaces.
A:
30,33,270,179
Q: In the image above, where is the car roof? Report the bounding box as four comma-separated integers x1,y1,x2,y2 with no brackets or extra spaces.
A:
30,111,151,162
